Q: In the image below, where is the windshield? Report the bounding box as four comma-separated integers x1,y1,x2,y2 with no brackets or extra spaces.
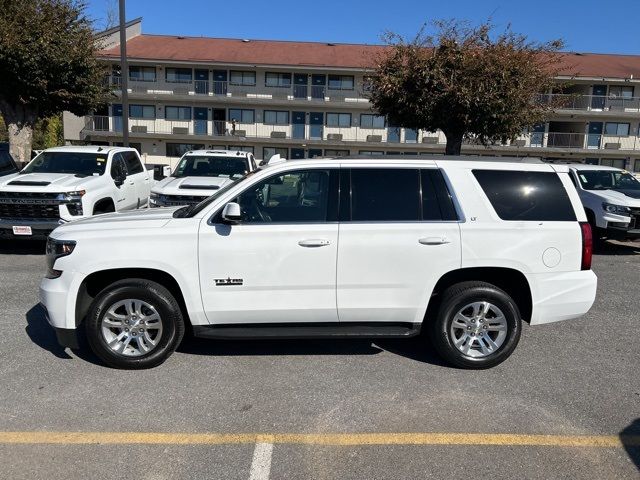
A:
577,170,640,191
22,152,108,176
173,155,249,178
173,169,260,218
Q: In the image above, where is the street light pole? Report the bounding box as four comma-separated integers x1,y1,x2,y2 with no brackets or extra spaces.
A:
118,0,129,146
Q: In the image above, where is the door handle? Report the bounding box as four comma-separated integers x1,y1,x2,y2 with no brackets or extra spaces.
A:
419,236,451,245
298,239,331,247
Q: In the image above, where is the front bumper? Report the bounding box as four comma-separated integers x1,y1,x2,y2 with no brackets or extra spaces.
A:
0,218,64,238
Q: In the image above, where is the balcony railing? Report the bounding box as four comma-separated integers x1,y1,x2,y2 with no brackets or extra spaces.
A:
104,76,370,104
82,116,640,151
536,93,640,112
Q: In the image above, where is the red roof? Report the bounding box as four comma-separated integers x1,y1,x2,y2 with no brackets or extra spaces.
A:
98,34,640,78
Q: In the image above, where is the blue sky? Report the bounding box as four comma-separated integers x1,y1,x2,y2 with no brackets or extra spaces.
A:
86,0,639,55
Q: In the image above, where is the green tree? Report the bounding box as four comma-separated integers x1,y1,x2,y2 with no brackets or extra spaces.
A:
0,0,108,162
368,20,566,155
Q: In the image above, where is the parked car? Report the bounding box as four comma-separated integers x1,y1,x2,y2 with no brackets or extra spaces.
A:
0,143,18,177
150,149,257,207
0,146,152,238
567,164,640,240
40,155,597,369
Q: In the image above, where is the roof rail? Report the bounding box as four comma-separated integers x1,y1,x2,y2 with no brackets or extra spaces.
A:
336,154,544,164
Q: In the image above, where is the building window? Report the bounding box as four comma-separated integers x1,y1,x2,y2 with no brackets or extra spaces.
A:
229,145,255,154
328,75,354,90
166,143,205,157
230,70,256,86
129,66,156,82
129,105,155,119
634,159,640,172
264,110,289,125
265,72,292,88
165,68,192,83
405,129,418,143
263,147,288,161
229,109,255,124
326,113,351,127
324,149,350,157
165,106,191,120
600,158,626,169
609,86,634,98
360,114,385,129
605,122,630,136
358,150,384,156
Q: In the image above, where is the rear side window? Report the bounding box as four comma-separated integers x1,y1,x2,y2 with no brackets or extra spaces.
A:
422,169,458,221
473,170,576,221
351,168,420,221
122,151,143,174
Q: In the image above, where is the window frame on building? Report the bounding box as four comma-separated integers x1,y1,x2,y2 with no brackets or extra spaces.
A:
166,143,205,157
328,75,355,91
229,108,255,124
360,114,386,129
265,72,292,88
165,106,192,121
229,70,257,86
263,147,288,161
263,110,290,125
604,122,631,136
129,104,156,119
129,66,156,82
326,113,352,128
165,68,193,83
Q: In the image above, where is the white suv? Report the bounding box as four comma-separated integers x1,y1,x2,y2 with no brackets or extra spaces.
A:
150,150,257,207
566,164,640,241
40,156,597,369
0,146,151,238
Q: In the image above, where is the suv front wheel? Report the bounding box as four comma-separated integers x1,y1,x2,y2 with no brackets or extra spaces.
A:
85,279,185,369
429,281,522,369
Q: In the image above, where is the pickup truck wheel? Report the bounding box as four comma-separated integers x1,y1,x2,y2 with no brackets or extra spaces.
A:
85,279,185,369
429,281,521,369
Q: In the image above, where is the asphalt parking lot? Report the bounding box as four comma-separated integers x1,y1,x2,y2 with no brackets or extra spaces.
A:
0,239,638,479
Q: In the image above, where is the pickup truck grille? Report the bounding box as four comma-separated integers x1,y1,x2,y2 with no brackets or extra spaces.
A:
0,192,62,220
161,194,209,206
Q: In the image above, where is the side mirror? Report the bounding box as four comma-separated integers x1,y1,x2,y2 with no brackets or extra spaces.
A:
221,202,242,223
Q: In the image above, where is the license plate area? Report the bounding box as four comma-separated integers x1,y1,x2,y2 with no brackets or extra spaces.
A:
12,226,32,236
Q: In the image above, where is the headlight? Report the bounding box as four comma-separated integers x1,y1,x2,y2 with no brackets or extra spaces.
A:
149,193,162,207
45,238,76,279
57,190,86,202
602,203,631,215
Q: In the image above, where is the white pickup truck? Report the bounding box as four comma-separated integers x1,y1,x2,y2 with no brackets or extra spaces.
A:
0,146,151,238
150,150,257,207
567,164,640,240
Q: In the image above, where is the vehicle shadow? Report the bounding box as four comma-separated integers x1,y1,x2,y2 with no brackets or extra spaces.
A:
177,334,449,367
620,418,640,471
594,239,640,256
0,239,46,255
24,304,102,365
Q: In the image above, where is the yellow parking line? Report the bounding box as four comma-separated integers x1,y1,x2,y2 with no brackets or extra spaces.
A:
0,432,638,447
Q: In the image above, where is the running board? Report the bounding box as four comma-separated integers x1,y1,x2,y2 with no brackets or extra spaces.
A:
192,322,421,340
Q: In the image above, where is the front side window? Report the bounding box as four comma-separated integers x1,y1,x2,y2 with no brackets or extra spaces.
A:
234,169,332,223
230,70,256,86
360,114,385,129
165,68,192,83
328,75,354,90
122,151,144,174
576,169,640,191
604,122,630,136
351,168,420,221
264,110,289,125
110,154,127,179
473,170,576,221
229,109,255,123
129,66,156,82
23,152,108,176
326,113,351,127
129,104,155,119
265,72,292,87
174,155,249,178
165,106,192,120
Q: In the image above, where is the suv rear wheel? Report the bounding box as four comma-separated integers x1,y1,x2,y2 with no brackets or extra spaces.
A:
429,281,521,369
85,279,185,369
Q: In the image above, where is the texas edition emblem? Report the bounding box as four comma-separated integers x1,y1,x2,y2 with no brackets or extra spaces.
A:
214,277,243,286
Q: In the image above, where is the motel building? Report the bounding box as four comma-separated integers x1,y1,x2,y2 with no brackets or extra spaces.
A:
63,18,640,171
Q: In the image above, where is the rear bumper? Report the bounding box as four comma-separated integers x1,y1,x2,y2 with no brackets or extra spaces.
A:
528,270,598,325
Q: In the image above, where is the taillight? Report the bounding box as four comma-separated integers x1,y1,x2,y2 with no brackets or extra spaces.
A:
580,222,592,270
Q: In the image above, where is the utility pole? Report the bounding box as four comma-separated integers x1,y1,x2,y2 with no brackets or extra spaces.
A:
118,0,129,146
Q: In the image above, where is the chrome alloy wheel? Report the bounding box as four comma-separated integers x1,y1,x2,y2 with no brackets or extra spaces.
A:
101,299,163,356
450,301,508,358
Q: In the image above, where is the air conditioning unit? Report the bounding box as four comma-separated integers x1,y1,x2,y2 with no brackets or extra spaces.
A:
422,136,439,144
366,135,382,142
131,125,147,133
270,131,287,138
604,142,621,150
172,127,189,135
512,139,526,147
327,133,343,141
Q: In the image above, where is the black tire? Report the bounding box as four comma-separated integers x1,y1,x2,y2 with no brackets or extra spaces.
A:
85,279,185,369
429,281,521,369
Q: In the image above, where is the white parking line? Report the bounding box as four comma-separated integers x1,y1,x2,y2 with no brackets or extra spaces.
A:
249,442,273,480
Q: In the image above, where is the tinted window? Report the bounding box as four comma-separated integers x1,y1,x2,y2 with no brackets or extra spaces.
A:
473,170,576,221
174,155,248,178
351,169,420,221
0,150,15,171
23,152,108,176
235,170,333,223
123,151,143,174
422,169,458,221
110,154,126,180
